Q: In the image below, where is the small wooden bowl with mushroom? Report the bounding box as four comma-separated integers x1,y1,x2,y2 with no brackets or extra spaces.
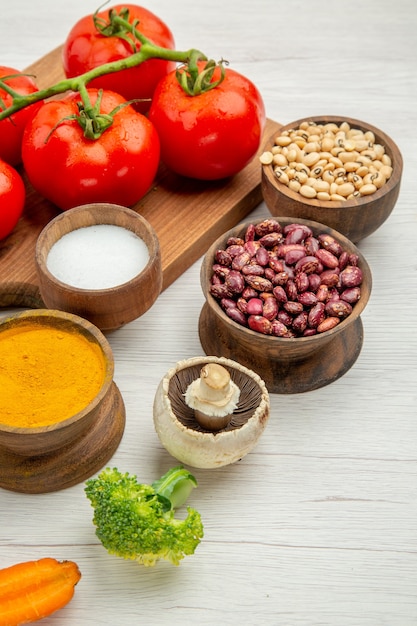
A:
35,203,162,331
153,356,270,469
199,217,372,394
0,308,125,493
261,116,403,242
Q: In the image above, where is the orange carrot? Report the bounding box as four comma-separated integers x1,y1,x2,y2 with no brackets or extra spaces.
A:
0,557,81,626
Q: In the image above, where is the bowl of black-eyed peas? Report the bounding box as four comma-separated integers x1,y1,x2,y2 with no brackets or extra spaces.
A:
260,115,403,242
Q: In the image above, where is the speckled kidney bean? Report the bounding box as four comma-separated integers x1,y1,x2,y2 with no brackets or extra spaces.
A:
298,291,318,307
295,255,320,274
244,275,273,292
248,315,272,334
255,219,282,237
317,317,340,333
232,251,251,271
246,297,264,315
210,219,363,338
225,270,245,294
256,246,270,266
242,263,264,276
340,265,363,287
315,248,340,269
319,269,340,287
308,302,326,328
292,310,308,333
295,271,309,293
340,286,361,304
263,295,279,320
273,285,288,303
325,300,352,318
226,243,244,258
225,306,248,326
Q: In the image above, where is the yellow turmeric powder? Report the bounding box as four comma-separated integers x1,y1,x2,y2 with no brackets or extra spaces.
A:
0,322,106,428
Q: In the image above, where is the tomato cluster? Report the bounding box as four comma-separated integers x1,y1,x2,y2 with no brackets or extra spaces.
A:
0,4,265,239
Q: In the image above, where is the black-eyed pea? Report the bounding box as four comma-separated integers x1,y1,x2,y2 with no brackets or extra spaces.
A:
380,164,393,179
340,121,350,133
382,154,392,167
321,136,335,152
331,146,344,157
336,182,355,197
330,193,347,201
295,171,309,185
329,156,344,168
345,161,360,172
289,179,301,192
359,183,377,196
350,174,363,190
353,139,369,151
273,153,288,167
364,130,375,143
317,191,331,201
356,165,369,178
338,150,360,163
323,170,335,184
304,141,320,153
299,184,317,199
286,148,298,163
323,123,339,133
271,145,282,154
303,151,321,167
330,182,338,195
310,166,324,179
275,135,292,147
274,169,290,185
313,179,330,192
343,139,356,151
373,143,385,159
259,151,274,165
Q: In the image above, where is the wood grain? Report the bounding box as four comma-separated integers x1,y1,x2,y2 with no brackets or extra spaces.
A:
0,45,281,307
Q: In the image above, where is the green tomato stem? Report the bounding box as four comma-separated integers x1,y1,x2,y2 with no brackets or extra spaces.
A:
0,12,209,123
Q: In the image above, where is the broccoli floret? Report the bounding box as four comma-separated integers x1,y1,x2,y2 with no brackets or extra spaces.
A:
85,466,204,567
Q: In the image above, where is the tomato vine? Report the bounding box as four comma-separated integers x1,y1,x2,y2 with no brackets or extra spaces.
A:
0,6,224,138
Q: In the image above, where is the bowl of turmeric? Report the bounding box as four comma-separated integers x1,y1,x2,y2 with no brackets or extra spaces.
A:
0,308,125,493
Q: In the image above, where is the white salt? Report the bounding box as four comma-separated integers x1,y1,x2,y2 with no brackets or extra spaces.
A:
46,224,150,289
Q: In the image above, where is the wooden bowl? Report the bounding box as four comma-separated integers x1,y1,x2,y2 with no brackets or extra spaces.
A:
35,203,162,331
261,116,403,242
0,308,125,493
199,217,372,394
153,356,270,468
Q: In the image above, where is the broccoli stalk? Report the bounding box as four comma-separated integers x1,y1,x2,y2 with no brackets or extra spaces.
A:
85,466,204,567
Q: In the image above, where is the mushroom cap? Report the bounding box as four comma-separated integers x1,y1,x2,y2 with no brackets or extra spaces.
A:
153,356,270,469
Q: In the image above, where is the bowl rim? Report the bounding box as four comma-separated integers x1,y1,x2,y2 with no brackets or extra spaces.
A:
0,308,114,434
35,203,160,294
201,216,372,345
261,115,403,210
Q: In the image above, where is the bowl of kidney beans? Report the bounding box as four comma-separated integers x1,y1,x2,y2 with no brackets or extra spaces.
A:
198,217,372,394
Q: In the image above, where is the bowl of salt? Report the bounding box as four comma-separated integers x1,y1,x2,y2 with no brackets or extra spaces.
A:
35,203,162,330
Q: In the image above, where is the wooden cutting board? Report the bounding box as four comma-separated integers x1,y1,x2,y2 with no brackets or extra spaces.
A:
0,46,281,308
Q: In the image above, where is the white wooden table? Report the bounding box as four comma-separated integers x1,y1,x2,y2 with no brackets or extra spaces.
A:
1,1,416,624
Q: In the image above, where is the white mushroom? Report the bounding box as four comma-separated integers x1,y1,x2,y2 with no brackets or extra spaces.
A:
153,356,270,469
184,363,240,431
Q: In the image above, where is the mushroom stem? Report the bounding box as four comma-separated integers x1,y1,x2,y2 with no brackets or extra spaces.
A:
184,363,240,431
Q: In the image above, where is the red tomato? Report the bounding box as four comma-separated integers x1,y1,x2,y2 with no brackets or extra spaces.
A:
0,66,41,166
0,159,25,240
148,63,266,180
21,89,160,211
62,4,175,114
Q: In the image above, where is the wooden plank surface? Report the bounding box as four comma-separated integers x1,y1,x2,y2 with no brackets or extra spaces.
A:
0,45,281,306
